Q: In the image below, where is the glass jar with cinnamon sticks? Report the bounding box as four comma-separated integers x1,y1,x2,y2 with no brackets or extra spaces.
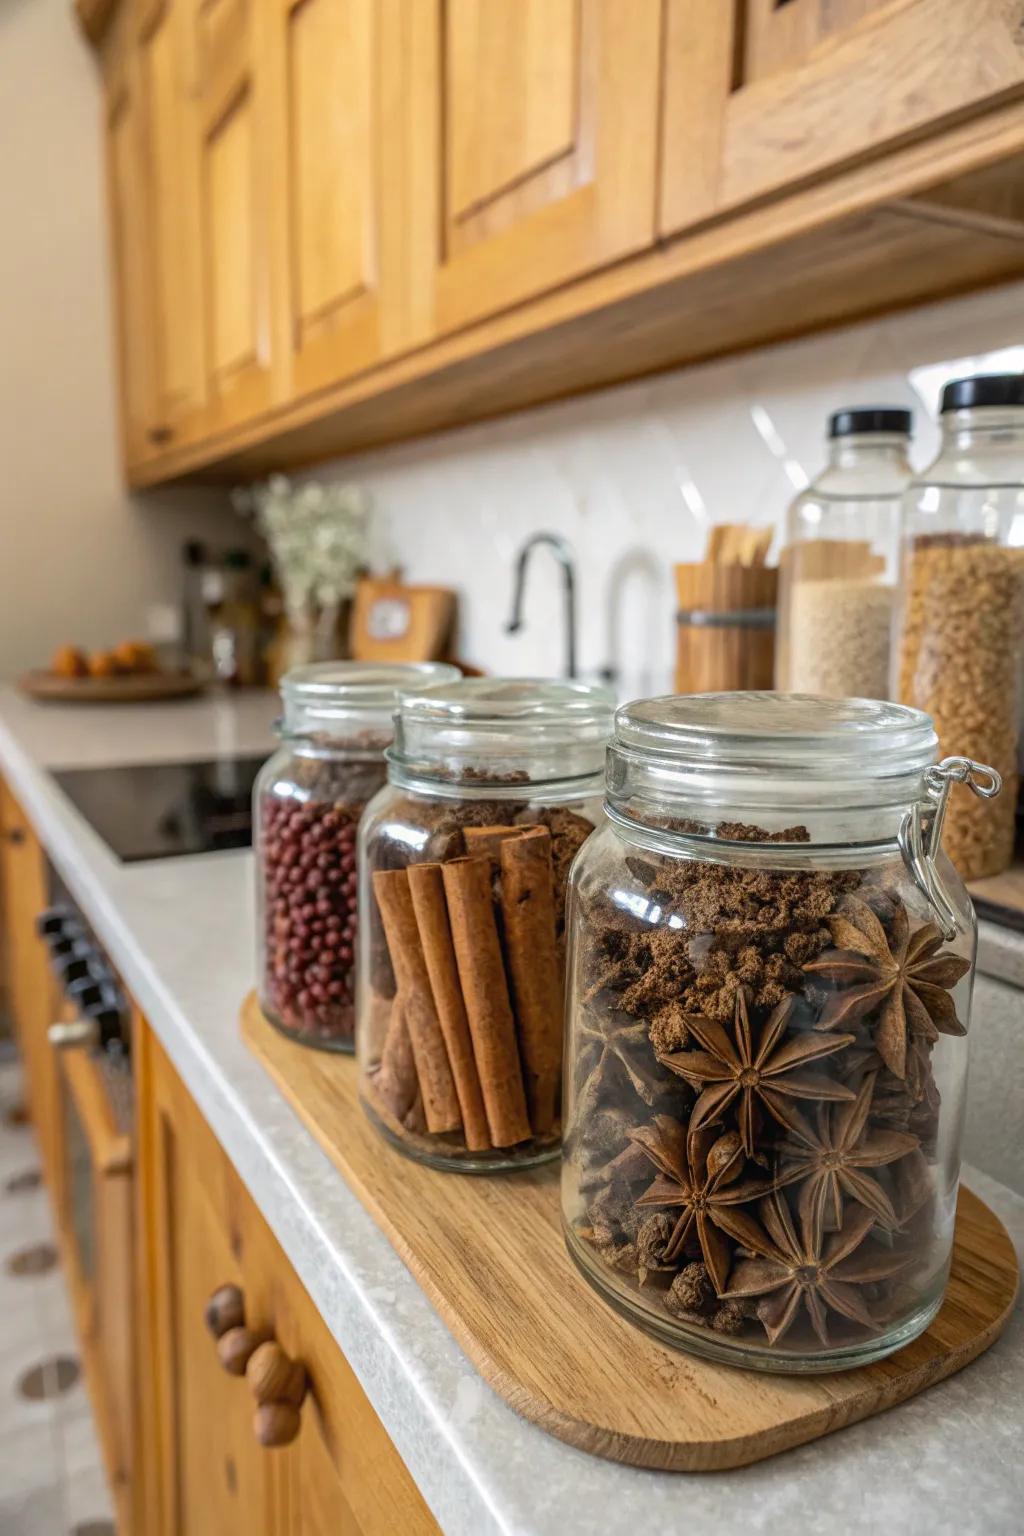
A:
254,661,458,1052
357,678,613,1171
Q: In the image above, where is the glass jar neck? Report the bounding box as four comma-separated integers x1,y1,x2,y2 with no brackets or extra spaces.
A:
605,746,930,850
827,433,910,472
938,406,1024,454
278,700,395,758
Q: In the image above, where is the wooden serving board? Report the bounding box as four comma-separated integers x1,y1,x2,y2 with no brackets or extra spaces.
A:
241,993,1019,1472
19,670,204,704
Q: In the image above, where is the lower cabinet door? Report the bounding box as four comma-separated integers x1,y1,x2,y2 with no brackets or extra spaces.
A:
138,1026,440,1536
141,1033,277,1536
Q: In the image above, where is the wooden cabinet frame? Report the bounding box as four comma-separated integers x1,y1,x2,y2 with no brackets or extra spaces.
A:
660,0,1024,235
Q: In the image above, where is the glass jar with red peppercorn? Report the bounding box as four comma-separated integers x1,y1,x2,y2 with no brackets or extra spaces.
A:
255,661,459,1051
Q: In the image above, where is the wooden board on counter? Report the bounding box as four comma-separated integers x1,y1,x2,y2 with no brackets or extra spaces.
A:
18,671,204,705
241,994,1019,1473
970,858,1024,933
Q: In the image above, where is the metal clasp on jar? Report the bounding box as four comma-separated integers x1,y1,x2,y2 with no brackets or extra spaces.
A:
899,757,1003,939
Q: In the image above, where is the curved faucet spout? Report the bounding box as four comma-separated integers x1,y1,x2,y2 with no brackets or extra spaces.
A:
505,532,578,679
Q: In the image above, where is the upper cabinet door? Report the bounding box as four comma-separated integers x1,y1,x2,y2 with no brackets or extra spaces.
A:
420,0,662,337
137,0,207,445
660,0,1024,236
268,0,403,399
192,0,276,433
104,29,156,464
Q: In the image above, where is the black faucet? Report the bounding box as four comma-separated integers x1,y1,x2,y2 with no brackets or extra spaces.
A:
505,533,578,680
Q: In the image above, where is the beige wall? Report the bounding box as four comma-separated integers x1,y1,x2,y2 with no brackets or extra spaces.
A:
0,0,249,677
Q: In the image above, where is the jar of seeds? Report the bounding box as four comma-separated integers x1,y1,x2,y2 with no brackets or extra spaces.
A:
254,661,458,1051
357,677,613,1170
895,374,1024,880
562,692,1001,1372
776,406,912,699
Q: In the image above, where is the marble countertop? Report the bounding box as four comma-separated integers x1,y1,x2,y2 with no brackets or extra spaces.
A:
0,684,1021,1536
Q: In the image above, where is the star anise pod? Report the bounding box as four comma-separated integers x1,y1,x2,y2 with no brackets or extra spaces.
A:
721,1190,912,1347
774,1073,918,1248
804,895,968,1081
630,1116,770,1293
575,1009,665,1114
657,987,856,1157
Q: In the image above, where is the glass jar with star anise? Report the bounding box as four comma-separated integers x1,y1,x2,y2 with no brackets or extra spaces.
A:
562,692,1001,1372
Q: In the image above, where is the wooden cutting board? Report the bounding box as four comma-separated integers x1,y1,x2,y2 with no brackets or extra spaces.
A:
241,993,1018,1472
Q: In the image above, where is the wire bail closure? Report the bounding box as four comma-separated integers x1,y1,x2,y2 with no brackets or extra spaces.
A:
898,757,1002,939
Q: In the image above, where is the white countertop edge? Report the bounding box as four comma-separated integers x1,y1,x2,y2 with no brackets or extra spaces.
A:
1,693,1022,1536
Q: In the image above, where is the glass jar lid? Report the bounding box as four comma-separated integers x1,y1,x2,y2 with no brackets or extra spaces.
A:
280,661,460,739
390,677,615,787
609,692,939,832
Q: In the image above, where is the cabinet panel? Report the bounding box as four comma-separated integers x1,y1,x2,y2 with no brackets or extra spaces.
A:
105,49,155,464
205,88,258,384
421,0,661,336
137,1024,439,1536
138,0,207,433
140,1030,274,1536
0,782,60,1185
660,0,1024,235
269,0,405,401
194,0,276,430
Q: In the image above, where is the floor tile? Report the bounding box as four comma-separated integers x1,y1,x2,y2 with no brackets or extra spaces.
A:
0,1482,67,1536
63,1463,116,1527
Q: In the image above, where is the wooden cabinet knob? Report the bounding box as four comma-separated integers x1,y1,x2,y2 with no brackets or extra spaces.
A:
245,1341,307,1409
205,1287,306,1444
205,1283,246,1340
147,424,173,446
253,1402,302,1449
217,1326,262,1377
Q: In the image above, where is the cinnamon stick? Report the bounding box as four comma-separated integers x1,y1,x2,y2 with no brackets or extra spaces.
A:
441,857,532,1147
369,993,418,1123
372,870,462,1135
463,825,528,862
499,826,563,1135
406,864,492,1152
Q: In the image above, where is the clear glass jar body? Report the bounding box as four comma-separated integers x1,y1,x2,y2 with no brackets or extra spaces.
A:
562,694,984,1373
254,662,458,1052
895,404,1024,879
777,431,911,698
357,678,611,1171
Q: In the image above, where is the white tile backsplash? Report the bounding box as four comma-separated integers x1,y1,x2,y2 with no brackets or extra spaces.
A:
314,280,1024,696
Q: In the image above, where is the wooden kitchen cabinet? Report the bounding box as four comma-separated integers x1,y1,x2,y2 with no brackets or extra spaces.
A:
0,780,61,1186
135,1022,440,1536
86,0,1024,485
660,0,1024,235
415,0,662,337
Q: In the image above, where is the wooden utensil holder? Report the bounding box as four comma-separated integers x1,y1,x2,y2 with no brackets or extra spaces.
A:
674,563,777,693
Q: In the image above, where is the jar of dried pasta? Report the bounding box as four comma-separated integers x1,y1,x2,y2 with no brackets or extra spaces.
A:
357,677,613,1171
895,373,1024,879
562,692,1000,1372
254,661,458,1052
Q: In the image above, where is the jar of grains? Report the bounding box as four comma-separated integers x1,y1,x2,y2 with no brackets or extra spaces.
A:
895,373,1024,880
775,406,912,698
562,692,1002,1372
255,661,459,1052
357,677,613,1171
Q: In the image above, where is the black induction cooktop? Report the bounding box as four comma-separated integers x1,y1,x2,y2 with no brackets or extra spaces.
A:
53,754,269,862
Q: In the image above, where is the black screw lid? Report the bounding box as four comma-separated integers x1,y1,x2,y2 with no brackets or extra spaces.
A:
940,373,1024,414
828,406,913,438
